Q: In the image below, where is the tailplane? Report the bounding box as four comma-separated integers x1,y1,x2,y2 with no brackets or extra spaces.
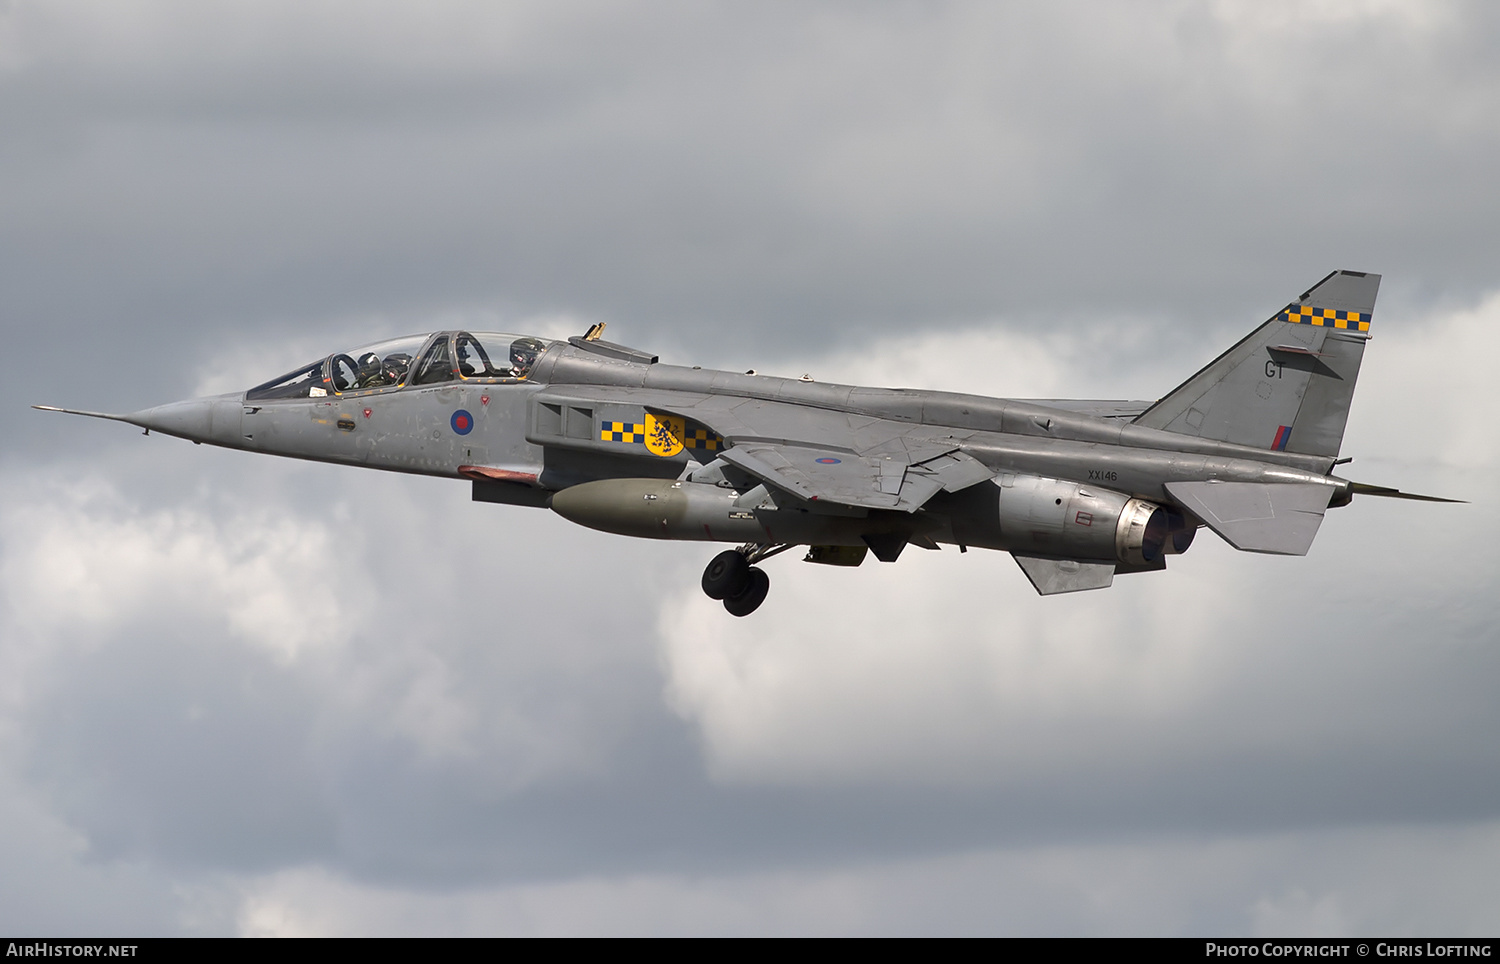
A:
1134,270,1380,458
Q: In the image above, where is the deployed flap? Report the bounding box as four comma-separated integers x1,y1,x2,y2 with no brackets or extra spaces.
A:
1166,481,1335,556
895,470,944,509
898,450,996,509
1012,555,1116,595
913,450,995,492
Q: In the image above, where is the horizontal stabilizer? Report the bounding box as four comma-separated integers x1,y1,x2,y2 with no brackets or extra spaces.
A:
1166,481,1335,556
1012,554,1115,595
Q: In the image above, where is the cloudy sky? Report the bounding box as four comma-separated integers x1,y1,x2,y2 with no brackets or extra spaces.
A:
2,0,1498,936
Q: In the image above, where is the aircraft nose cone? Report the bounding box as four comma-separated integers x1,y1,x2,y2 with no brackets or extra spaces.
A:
125,394,242,446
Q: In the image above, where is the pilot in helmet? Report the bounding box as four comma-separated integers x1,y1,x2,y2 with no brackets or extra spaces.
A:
456,338,478,377
354,352,382,388
509,337,546,378
381,352,413,385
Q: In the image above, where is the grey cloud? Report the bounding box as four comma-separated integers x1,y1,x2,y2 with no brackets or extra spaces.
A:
7,2,1500,358
229,821,1500,936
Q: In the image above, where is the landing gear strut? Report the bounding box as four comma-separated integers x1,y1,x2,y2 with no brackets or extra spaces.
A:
701,544,789,616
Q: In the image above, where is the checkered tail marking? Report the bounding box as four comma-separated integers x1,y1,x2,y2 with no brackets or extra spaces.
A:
1276,305,1371,331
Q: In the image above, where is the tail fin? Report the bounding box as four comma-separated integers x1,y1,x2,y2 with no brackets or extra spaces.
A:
1134,270,1381,458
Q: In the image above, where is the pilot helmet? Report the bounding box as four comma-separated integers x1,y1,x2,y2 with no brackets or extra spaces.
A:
356,352,381,376
381,352,413,382
455,337,478,377
509,337,546,374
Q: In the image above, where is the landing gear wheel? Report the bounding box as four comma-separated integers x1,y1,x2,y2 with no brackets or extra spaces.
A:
723,567,770,617
702,550,751,600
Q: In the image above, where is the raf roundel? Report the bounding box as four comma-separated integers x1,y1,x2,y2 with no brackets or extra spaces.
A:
815,457,841,464
450,409,475,435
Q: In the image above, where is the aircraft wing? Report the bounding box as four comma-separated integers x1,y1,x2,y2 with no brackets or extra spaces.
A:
663,395,995,512
716,438,994,511
533,387,996,512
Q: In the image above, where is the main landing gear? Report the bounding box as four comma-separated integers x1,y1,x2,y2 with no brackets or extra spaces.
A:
701,544,790,617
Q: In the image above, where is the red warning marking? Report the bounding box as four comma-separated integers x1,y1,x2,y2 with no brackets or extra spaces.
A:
481,395,491,406
458,466,538,484
363,408,372,419
1075,511,1093,527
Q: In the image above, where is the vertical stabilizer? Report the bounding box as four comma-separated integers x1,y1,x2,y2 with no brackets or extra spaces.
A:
1134,271,1380,458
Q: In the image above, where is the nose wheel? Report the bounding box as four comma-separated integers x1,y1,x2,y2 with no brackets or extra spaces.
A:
701,545,786,616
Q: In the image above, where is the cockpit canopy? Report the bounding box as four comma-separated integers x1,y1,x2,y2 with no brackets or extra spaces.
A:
245,331,553,401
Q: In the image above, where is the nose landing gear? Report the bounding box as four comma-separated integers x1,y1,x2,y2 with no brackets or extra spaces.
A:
700,544,789,616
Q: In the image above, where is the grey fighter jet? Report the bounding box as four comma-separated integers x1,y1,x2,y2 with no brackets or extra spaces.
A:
37,270,1456,615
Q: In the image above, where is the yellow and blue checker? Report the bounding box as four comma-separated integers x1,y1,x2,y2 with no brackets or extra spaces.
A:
685,426,722,452
1276,305,1371,332
600,420,645,443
